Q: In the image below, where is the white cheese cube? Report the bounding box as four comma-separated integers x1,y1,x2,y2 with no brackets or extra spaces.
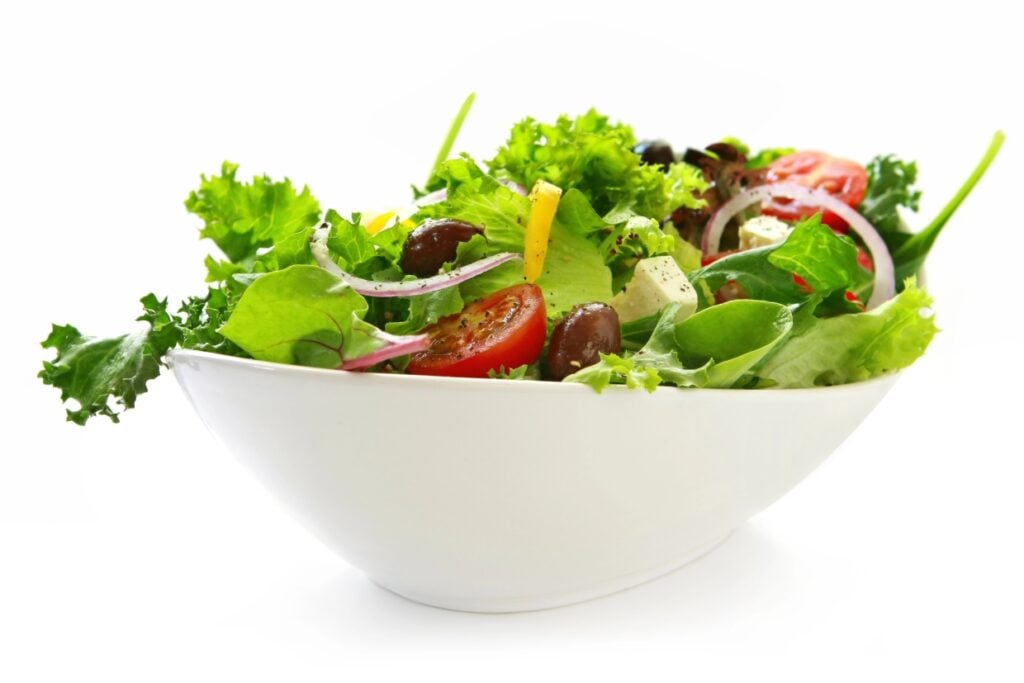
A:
738,216,792,250
609,256,698,323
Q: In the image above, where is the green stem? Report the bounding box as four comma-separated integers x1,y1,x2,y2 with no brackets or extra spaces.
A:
894,130,1005,263
426,92,476,186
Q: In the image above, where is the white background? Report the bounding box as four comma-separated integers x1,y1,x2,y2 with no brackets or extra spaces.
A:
2,1,1022,680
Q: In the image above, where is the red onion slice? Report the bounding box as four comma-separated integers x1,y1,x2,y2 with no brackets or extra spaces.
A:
341,331,430,371
701,182,895,309
498,179,528,196
311,226,522,298
415,188,448,207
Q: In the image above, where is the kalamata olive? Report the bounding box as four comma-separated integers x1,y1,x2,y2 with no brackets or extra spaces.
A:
704,141,745,164
683,147,716,168
399,219,484,277
547,303,621,381
633,139,674,170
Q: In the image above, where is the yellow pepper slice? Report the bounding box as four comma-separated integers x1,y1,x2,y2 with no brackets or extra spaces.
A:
524,180,562,283
365,211,396,235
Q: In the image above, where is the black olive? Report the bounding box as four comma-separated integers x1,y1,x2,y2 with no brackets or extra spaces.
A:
547,303,621,381
633,139,674,170
399,219,484,277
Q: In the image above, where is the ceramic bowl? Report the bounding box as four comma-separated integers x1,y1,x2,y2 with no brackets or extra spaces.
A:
169,349,899,612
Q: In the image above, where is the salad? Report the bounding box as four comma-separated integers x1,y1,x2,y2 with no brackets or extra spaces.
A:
40,95,1003,424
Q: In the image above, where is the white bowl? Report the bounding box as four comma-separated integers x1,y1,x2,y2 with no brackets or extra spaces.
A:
169,349,899,612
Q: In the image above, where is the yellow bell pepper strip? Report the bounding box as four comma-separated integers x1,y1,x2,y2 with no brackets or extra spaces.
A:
524,180,562,282
365,211,396,235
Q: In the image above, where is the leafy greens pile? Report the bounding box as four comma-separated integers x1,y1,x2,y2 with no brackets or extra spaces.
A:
39,97,1003,424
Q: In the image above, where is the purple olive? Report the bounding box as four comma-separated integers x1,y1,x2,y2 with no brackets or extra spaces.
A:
547,303,621,381
399,219,484,277
634,139,675,170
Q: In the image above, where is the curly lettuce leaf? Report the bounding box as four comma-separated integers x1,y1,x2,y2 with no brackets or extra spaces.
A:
488,109,705,220
718,137,795,169
859,155,921,250
755,279,937,387
320,209,410,280
487,364,532,380
185,161,321,278
178,287,245,356
663,162,709,212
746,147,796,170
39,295,183,425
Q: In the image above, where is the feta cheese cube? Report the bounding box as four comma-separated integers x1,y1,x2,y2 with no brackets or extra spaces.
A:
609,256,698,323
738,216,792,250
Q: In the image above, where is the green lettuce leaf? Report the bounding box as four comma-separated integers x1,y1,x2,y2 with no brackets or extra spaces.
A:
555,188,606,237
755,279,937,387
663,222,703,272
767,214,860,294
39,295,183,424
220,265,373,368
536,218,614,317
384,286,464,336
692,214,864,304
893,131,1004,283
691,245,806,304
675,300,794,388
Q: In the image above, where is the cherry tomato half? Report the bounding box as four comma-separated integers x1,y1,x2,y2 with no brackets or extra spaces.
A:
761,151,868,231
406,284,547,378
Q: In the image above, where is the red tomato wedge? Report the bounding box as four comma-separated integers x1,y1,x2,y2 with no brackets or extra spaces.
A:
761,151,868,231
406,284,547,378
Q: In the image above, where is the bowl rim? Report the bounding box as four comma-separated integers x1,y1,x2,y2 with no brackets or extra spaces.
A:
167,348,903,397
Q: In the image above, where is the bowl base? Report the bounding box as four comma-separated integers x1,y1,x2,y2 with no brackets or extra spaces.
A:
369,531,733,613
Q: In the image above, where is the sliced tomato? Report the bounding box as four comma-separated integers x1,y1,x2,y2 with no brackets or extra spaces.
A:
406,284,547,378
856,247,873,272
761,151,868,231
